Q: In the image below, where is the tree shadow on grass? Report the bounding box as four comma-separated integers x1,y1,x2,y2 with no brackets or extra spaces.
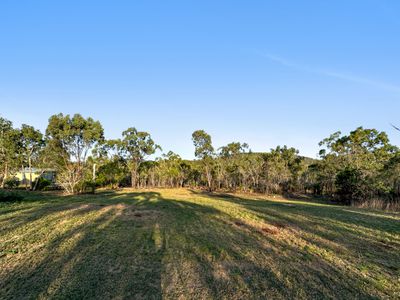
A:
190,190,400,234
1,191,219,298
0,190,286,298
0,189,390,299
189,190,400,296
0,191,155,234
108,191,379,298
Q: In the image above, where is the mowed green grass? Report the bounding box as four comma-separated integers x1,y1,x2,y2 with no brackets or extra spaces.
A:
1,189,399,299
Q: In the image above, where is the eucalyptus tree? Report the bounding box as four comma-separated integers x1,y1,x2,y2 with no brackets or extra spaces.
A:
218,142,249,190
0,117,14,187
83,142,124,189
262,146,303,194
45,113,104,194
219,142,249,158
137,160,158,188
192,130,214,191
0,117,22,187
20,124,44,189
154,151,184,187
114,127,160,188
319,127,395,171
319,127,397,202
381,151,400,198
240,153,263,191
88,155,127,189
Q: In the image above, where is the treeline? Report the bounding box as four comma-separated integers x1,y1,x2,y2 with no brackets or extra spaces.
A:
1,113,400,209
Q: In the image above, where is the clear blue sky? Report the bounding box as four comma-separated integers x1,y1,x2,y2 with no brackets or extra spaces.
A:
1,0,400,159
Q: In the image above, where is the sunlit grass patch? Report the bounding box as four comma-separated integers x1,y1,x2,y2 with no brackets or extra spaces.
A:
1,188,399,299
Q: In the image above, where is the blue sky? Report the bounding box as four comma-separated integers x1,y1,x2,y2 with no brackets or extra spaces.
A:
1,0,400,159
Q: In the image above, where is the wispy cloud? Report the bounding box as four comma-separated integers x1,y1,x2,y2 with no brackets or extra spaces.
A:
258,52,400,94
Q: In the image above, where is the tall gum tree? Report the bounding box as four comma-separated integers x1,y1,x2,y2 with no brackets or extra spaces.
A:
318,127,397,202
20,124,44,189
45,113,104,194
217,142,249,190
192,130,215,191
0,117,21,187
114,127,160,188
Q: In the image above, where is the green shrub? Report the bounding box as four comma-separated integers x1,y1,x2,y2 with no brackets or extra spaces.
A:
0,190,24,202
4,177,20,189
77,180,97,194
335,168,375,204
34,177,52,191
42,185,61,191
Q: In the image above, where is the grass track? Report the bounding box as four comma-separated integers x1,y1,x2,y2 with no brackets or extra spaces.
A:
1,189,399,299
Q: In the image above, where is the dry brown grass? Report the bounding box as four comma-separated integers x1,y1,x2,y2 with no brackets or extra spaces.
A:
353,198,400,211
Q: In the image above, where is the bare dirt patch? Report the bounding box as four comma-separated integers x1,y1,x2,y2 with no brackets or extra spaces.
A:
232,218,286,237
118,206,162,221
234,221,245,227
261,227,280,235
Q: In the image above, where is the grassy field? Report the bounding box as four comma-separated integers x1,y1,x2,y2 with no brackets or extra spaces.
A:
1,189,399,299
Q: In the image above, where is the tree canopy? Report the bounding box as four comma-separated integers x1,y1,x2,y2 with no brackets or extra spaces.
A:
1,113,399,209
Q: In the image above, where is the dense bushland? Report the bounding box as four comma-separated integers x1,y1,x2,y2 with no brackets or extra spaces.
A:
1,114,399,209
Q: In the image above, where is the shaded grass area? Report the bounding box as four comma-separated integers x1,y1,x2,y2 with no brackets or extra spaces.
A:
0,189,399,299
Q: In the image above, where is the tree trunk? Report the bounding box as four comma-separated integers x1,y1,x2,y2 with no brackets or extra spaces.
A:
33,170,45,191
92,164,96,181
131,170,136,188
21,164,27,190
205,165,212,192
28,156,33,190
1,163,8,188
